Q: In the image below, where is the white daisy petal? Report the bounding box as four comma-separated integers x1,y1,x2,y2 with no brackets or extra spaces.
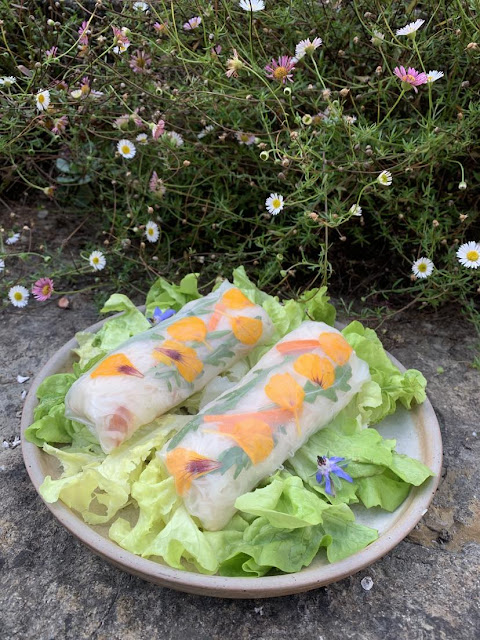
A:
265,193,284,215
426,70,444,83
5,232,20,245
8,285,29,308
88,250,106,271
349,204,362,216
377,170,392,186
239,0,265,11
36,89,50,111
412,257,434,278
117,139,136,159
456,241,480,269
295,37,322,60
396,19,425,36
145,220,160,242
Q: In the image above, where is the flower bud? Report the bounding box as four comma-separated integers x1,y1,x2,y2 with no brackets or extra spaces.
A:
260,150,269,161
458,181,467,190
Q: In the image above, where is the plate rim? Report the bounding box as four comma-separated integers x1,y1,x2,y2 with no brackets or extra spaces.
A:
21,312,443,598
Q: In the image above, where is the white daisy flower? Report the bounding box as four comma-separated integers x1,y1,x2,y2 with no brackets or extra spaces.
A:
295,37,323,60
88,250,106,271
0,258,4,272
36,89,50,111
117,139,136,159
133,1,148,10
456,241,480,269
0,76,16,88
396,19,425,36
5,232,20,245
371,31,385,45
349,204,362,216
113,42,130,54
8,285,29,308
426,70,444,83
197,125,214,139
166,131,184,147
377,170,392,186
265,193,284,215
145,220,160,242
136,133,148,144
412,257,434,278
239,0,265,11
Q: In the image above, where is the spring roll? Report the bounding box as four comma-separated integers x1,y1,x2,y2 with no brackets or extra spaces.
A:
160,321,370,530
65,281,274,452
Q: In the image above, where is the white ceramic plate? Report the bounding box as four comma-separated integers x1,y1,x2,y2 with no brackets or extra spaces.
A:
21,315,443,598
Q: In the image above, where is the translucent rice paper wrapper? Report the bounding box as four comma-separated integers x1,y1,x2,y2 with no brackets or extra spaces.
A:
65,281,274,453
160,322,371,531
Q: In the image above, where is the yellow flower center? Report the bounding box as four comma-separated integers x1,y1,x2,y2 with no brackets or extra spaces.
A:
272,199,281,209
121,145,130,154
240,133,249,142
14,292,23,301
273,66,288,81
402,74,415,83
418,263,427,272
38,94,45,103
305,44,315,55
42,284,51,295
148,228,154,235
466,250,479,262
93,257,99,264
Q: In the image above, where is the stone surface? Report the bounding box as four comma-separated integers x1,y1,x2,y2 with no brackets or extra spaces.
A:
1,299,479,640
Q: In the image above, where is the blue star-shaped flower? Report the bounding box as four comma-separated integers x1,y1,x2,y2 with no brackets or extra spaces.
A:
151,307,176,325
316,455,353,495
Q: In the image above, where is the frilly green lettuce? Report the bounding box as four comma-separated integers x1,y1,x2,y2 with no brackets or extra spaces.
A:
28,271,433,576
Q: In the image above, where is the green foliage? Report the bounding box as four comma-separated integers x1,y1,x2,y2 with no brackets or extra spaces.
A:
0,0,479,325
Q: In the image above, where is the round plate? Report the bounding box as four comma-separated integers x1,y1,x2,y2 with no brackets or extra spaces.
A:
21,315,443,598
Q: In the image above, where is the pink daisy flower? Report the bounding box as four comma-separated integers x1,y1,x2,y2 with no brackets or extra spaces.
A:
32,278,54,301
149,171,166,197
78,20,89,46
52,116,68,135
129,50,152,74
45,46,58,59
265,56,296,84
393,66,428,93
152,119,165,139
183,16,202,31
154,21,168,35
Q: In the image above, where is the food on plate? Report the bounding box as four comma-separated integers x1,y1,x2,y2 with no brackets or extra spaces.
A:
64,281,274,452
26,269,434,576
159,322,371,530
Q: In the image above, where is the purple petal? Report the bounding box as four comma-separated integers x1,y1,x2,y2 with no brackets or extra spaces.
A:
324,474,333,495
153,307,176,324
333,467,353,483
329,456,345,464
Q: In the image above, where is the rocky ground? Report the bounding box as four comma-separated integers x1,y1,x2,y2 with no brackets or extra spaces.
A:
1,296,479,640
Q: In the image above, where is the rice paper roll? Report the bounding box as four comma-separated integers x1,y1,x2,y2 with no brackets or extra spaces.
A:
160,321,370,531
65,281,274,452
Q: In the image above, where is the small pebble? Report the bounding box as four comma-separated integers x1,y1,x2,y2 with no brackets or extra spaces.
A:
361,576,374,591
21,389,27,399
17,375,30,383
472,431,477,437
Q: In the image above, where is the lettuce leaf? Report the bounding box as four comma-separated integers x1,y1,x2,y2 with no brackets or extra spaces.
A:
145,273,200,316
342,321,427,424
39,416,188,524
